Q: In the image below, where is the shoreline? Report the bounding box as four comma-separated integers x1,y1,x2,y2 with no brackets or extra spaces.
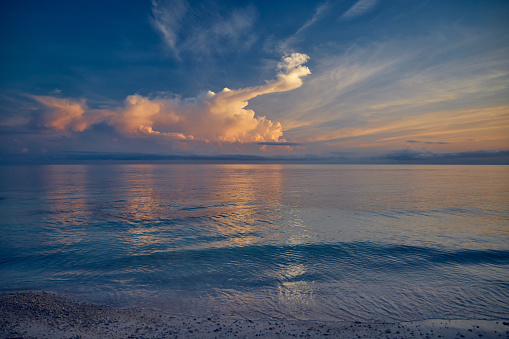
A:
1,291,507,338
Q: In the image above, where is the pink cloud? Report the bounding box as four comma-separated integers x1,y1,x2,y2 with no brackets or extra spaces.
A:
32,53,311,145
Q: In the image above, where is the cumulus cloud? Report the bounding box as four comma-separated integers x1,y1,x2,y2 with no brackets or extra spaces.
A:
30,54,311,145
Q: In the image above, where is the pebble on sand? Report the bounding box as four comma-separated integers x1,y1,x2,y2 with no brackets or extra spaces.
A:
1,292,507,338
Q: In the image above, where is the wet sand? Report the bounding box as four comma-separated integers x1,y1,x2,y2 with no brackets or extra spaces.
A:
1,292,508,338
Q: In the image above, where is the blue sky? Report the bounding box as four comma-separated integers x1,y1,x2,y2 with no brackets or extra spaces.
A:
1,0,508,163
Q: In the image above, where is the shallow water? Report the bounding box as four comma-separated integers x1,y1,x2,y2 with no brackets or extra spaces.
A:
1,164,508,321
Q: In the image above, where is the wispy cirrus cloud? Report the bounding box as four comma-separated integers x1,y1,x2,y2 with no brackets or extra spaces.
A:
304,105,509,155
340,0,377,21
248,30,509,153
150,0,188,54
278,1,329,53
151,0,256,59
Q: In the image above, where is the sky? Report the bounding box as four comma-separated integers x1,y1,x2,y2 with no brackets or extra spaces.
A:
1,0,508,163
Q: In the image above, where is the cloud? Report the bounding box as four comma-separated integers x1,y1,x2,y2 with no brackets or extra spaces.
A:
30,54,311,145
295,1,329,35
150,0,188,55
340,0,377,21
257,142,302,146
380,149,509,164
6,148,507,165
248,31,509,155
277,1,329,53
151,0,256,58
30,96,109,132
381,148,433,161
406,140,450,145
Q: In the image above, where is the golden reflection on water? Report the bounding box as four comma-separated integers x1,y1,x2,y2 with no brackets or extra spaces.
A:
115,167,166,246
205,165,284,236
34,164,509,254
38,165,90,248
100,164,287,249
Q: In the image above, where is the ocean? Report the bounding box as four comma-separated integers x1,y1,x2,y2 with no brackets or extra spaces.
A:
0,164,508,322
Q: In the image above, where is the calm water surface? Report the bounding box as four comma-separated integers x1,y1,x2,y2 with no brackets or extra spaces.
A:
0,164,508,321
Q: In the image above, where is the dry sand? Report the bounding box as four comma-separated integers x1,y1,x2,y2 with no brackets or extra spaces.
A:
1,291,508,338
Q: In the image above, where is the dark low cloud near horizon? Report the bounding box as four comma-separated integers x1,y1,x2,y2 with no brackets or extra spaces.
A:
406,140,450,145
2,149,508,165
256,142,302,146
380,149,509,164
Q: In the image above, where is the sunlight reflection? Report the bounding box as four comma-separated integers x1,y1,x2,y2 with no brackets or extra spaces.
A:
205,165,284,240
38,165,90,247
104,164,287,249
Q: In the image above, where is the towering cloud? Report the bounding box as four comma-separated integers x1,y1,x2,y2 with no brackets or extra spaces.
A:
31,53,311,145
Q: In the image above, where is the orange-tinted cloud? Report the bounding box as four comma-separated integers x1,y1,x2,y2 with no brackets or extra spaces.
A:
32,53,310,145
31,96,99,132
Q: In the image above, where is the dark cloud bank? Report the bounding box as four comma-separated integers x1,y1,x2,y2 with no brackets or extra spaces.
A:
2,149,508,165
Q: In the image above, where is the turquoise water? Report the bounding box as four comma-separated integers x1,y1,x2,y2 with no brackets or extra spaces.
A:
0,164,508,321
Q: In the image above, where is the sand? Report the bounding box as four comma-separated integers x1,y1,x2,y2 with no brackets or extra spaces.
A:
1,292,508,338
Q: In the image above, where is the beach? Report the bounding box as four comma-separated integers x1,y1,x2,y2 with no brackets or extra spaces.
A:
1,292,507,338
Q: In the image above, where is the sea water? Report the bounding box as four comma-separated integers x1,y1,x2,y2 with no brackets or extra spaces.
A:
0,164,508,322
